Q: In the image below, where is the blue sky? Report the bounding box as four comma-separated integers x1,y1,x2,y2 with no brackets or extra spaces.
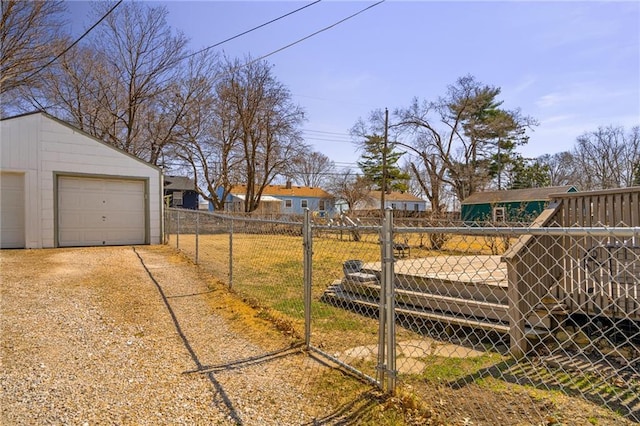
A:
69,1,640,171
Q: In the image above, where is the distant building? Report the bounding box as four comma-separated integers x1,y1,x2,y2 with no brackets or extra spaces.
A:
164,176,199,210
460,186,578,224
354,190,428,212
221,182,335,216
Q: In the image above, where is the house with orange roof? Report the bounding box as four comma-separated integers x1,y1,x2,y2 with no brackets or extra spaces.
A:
222,182,335,216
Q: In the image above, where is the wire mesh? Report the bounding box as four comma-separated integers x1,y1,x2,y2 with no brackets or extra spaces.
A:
164,207,639,424
227,214,305,336
164,208,386,424
389,223,639,425
165,208,306,346
309,218,386,385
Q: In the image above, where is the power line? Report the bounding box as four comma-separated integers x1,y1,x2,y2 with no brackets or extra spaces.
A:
24,0,123,81
179,1,386,96
26,1,321,110
303,136,353,143
180,0,323,62
241,1,385,70
302,129,353,137
29,0,384,151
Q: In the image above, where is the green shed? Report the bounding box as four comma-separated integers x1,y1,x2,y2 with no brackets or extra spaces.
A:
461,186,578,224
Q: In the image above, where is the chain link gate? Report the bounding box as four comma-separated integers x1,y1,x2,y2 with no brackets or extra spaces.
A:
306,209,398,393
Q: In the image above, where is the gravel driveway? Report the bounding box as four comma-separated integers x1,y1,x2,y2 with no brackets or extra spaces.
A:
0,246,344,425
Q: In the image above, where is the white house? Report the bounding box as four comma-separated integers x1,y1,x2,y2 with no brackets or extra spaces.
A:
354,190,428,212
0,112,163,248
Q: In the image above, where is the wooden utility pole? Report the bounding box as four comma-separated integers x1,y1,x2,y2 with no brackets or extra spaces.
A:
381,107,389,216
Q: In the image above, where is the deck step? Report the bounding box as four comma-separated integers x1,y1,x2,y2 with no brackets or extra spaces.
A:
360,269,509,305
342,279,509,322
323,281,511,334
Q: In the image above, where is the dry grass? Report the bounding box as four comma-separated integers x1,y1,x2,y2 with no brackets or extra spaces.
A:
168,231,515,350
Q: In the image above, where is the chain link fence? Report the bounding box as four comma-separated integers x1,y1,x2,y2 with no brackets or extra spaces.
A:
165,209,306,346
165,205,639,424
388,222,639,424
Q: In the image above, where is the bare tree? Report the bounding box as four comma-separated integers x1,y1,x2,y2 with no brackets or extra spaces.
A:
32,43,120,143
391,106,450,216
326,169,372,211
217,57,306,212
286,149,334,188
0,0,66,113
143,52,221,166
0,0,65,91
27,2,190,165
171,56,247,210
573,125,640,190
537,152,578,187
90,2,188,161
621,126,640,187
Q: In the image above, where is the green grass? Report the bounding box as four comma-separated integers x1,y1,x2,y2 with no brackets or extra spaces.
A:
418,352,506,383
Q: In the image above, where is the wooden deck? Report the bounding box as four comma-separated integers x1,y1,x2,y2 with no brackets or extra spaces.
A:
504,187,640,324
323,255,513,333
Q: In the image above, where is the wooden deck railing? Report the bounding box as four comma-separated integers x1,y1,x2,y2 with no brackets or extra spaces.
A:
503,187,640,357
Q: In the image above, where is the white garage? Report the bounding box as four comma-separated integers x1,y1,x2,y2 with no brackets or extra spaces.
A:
0,112,163,249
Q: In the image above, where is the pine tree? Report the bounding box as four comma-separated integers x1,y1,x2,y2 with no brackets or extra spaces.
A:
357,134,410,192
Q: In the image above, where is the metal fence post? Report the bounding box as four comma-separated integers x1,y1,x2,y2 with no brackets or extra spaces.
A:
303,209,313,348
176,209,180,249
195,211,199,264
383,208,396,394
165,209,170,245
229,216,234,289
377,217,387,389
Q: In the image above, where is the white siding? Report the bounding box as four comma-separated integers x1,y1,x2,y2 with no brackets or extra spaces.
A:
0,113,162,248
0,172,25,248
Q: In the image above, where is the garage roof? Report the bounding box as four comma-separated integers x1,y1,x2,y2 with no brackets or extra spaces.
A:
1,111,160,172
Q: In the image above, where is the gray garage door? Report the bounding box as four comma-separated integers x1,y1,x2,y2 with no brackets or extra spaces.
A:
58,176,146,247
0,172,25,248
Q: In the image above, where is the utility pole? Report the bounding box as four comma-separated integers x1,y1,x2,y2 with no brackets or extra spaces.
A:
497,139,502,190
381,107,389,217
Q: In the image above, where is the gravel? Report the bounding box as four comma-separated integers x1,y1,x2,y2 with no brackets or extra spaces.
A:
0,246,338,425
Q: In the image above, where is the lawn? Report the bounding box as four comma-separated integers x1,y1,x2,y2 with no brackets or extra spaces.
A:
169,229,512,351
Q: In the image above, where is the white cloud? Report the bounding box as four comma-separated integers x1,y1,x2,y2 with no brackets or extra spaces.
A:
535,84,631,110
541,114,576,125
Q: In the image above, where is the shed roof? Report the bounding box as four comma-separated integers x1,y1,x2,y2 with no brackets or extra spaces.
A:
230,184,331,198
164,175,195,191
461,186,577,205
